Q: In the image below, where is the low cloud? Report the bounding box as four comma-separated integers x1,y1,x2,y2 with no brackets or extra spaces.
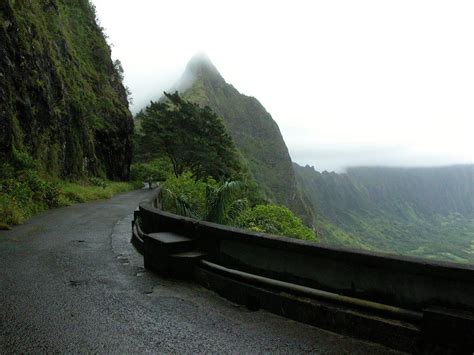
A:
290,144,473,173
93,0,474,171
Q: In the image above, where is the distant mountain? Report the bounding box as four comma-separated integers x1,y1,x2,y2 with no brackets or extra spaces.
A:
174,54,313,224
0,0,133,179
294,163,474,263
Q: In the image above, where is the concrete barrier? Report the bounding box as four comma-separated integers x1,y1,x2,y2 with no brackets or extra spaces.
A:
133,190,474,353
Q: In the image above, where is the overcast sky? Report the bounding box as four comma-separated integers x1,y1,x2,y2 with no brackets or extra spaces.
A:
93,0,473,172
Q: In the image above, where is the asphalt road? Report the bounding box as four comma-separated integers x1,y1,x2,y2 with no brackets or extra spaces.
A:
0,189,403,354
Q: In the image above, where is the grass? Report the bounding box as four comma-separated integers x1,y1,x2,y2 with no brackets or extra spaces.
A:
58,180,142,205
0,179,142,230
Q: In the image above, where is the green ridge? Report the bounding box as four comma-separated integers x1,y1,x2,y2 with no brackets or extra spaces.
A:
294,163,474,263
0,0,133,180
176,54,314,225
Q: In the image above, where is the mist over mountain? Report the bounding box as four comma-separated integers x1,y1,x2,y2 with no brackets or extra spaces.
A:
139,53,474,264
295,163,474,263
169,54,314,224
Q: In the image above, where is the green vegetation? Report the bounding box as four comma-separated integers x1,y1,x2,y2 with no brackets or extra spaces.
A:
130,158,172,188
178,54,314,225
133,89,315,241
0,154,140,229
58,180,141,205
161,173,213,219
236,204,315,240
294,164,474,263
136,92,243,181
0,1,138,228
0,179,139,230
161,173,314,240
205,180,247,225
0,0,133,180
161,173,247,223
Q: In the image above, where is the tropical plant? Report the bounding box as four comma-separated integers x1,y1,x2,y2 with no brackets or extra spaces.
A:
161,173,247,224
161,173,212,218
205,180,246,224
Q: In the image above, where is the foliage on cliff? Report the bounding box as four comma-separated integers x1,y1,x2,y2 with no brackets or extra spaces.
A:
294,163,474,263
177,54,314,225
0,0,133,180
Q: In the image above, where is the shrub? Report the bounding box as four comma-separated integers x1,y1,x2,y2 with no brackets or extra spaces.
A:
0,167,62,227
0,149,140,228
24,171,60,208
236,204,316,240
161,172,217,219
0,194,25,227
11,149,37,171
1,178,33,207
88,176,107,189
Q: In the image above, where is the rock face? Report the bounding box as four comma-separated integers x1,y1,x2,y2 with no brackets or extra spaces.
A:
178,54,313,224
0,0,133,179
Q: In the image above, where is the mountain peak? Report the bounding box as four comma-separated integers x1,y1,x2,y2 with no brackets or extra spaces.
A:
185,52,218,75
175,53,224,92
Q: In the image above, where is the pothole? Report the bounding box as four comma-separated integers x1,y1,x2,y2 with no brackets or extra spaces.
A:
68,280,86,287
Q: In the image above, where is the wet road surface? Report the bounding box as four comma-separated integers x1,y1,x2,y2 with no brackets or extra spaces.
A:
0,189,404,353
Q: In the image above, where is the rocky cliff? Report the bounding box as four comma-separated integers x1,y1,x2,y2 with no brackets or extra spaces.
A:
0,0,133,179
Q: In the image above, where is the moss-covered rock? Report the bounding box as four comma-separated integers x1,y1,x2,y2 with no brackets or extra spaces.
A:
0,0,133,180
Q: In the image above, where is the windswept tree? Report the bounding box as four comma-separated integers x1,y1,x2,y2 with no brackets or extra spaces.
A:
138,92,242,181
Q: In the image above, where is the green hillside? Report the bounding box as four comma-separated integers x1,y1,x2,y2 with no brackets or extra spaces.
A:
175,54,314,224
295,163,474,263
0,0,133,179
0,0,137,228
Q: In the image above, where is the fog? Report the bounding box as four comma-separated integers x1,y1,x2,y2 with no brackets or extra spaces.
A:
92,0,474,172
